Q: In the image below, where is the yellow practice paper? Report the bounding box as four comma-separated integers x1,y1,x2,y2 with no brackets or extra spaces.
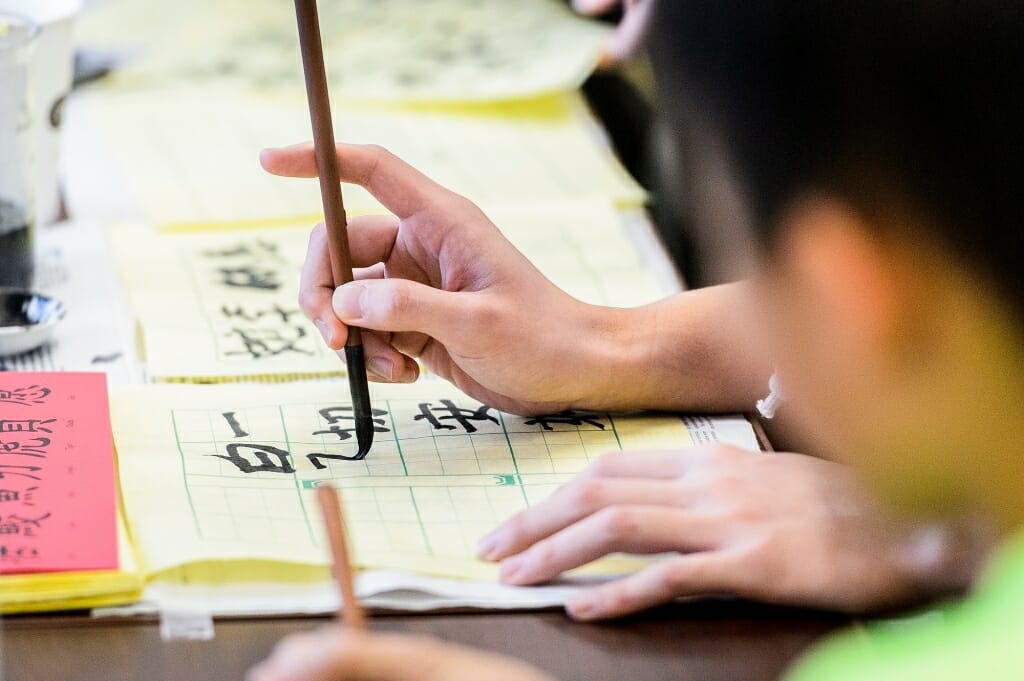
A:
78,0,610,102
110,201,668,382
110,381,757,582
111,222,343,383
81,91,645,229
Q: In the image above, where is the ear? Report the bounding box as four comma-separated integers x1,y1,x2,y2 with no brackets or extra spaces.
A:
774,195,919,362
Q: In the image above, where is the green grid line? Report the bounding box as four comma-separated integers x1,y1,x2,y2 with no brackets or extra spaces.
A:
608,414,624,451
170,410,204,538
496,411,530,507
385,399,409,476
406,486,432,555
278,405,316,544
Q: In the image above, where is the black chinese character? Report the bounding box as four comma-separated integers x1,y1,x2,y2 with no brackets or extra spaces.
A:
215,266,282,291
202,240,283,262
0,419,55,434
413,400,498,433
307,451,367,466
0,465,42,481
0,487,35,505
523,410,607,431
0,385,51,407
211,443,294,474
221,412,249,438
225,327,314,359
0,512,50,536
220,303,301,324
312,406,390,442
0,437,50,458
0,544,39,562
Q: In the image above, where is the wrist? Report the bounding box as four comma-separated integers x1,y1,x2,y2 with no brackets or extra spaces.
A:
569,284,774,413
569,302,659,411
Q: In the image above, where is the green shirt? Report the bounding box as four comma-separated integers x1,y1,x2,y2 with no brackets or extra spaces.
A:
786,530,1024,681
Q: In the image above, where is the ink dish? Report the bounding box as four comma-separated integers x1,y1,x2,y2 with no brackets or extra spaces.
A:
0,288,66,357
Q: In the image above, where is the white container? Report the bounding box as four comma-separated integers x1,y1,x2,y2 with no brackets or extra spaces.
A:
0,0,82,226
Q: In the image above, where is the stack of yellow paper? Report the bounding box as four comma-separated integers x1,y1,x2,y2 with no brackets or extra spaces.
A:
0,515,143,614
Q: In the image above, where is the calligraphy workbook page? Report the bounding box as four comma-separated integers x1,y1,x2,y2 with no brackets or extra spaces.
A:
110,381,760,584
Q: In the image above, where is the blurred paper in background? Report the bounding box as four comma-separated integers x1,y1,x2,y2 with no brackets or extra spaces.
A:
77,0,611,102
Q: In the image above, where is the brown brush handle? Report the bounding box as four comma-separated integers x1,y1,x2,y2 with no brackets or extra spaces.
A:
294,0,361,347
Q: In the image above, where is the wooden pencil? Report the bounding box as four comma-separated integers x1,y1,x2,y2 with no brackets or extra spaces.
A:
316,484,366,630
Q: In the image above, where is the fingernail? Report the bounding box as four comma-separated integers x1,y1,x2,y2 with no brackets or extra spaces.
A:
499,555,526,582
476,535,498,560
567,596,597,620
369,356,394,381
313,319,331,345
332,284,366,320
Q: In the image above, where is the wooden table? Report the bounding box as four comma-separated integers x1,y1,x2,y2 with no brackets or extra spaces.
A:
3,601,849,681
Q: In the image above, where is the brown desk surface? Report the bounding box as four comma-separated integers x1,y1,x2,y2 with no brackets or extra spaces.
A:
3,601,850,681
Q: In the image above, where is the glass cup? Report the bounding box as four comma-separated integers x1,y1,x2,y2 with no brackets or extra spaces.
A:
0,12,39,289
0,0,83,226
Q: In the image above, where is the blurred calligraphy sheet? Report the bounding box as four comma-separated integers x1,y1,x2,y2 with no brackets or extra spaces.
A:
66,91,645,228
110,381,761,582
77,0,611,102
110,201,669,382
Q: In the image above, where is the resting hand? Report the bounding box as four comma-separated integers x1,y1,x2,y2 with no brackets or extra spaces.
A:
247,627,556,681
478,445,983,619
261,143,635,415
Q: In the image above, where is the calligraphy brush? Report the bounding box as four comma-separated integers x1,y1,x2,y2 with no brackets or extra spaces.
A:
316,484,367,630
293,0,374,458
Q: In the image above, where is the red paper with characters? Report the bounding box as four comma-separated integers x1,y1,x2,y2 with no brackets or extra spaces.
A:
0,372,119,574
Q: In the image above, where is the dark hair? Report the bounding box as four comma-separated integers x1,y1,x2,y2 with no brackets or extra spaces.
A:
649,1,1022,311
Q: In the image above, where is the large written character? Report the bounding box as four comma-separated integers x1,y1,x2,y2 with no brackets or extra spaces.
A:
249,1,1023,680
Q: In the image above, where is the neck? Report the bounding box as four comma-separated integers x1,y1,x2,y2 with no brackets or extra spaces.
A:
861,264,1024,537
926,280,1024,535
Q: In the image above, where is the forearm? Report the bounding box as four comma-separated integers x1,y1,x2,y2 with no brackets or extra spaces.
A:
577,282,774,412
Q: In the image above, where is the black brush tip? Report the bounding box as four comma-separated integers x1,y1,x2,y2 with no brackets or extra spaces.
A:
344,343,374,460
354,415,375,460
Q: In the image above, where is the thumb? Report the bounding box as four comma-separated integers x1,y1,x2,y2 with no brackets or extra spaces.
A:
332,279,480,345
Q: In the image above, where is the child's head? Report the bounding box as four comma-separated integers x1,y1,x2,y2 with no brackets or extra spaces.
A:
650,1,1023,525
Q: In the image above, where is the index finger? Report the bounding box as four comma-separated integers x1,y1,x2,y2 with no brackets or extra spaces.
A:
477,477,686,561
260,142,451,219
